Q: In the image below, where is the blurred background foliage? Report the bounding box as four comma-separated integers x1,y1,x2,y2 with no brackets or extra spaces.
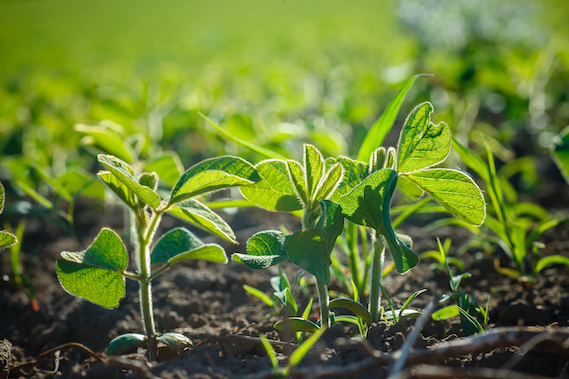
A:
1,0,569,194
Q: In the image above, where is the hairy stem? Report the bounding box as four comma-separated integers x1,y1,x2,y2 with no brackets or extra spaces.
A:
369,230,385,323
315,278,330,329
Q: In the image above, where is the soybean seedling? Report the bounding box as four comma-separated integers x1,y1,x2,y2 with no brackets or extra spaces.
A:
0,182,18,250
56,154,259,359
454,138,569,286
234,143,347,331
338,102,487,323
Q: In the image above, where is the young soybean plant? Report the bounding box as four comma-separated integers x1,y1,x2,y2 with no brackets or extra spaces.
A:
234,144,348,331
0,182,18,249
338,102,487,322
56,154,259,359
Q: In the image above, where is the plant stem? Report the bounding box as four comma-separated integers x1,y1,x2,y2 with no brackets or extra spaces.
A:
315,278,330,329
369,229,385,323
136,209,161,361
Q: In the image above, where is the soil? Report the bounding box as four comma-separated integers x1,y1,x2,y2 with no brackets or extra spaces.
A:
2,178,569,379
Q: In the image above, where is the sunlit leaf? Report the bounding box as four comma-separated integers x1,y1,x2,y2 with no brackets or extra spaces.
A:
304,144,325,200
151,227,227,266
233,230,289,269
144,151,184,188
56,228,127,309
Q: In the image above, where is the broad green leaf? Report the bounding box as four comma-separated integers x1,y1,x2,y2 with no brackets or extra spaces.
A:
144,152,184,188
233,230,289,269
287,160,308,205
432,305,460,320
534,255,569,275
167,198,236,243
240,159,302,212
287,229,331,285
316,200,344,254
151,227,227,266
452,137,490,182
98,171,138,210
274,317,320,333
402,169,486,226
382,228,419,274
397,102,451,173
357,74,427,161
552,125,569,184
169,156,259,205
313,163,343,201
397,175,424,200
58,168,106,200
0,231,17,249
56,228,128,309
199,112,286,160
329,298,372,324
106,333,146,355
75,123,134,163
304,144,325,200
339,169,397,230
98,155,161,210
327,157,369,201
157,332,193,350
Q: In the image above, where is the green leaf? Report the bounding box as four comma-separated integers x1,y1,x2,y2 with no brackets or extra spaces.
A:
157,332,193,350
233,230,289,269
286,201,343,285
287,230,331,285
33,166,72,202
76,123,134,163
339,168,397,230
0,231,18,249
304,144,325,200
199,112,286,160
15,180,53,209
106,333,146,355
313,163,343,201
327,157,369,202
0,182,4,214
98,171,138,210
432,305,460,321
167,198,236,243
401,169,486,226
397,102,451,173
397,175,424,200
98,154,161,210
243,285,275,307
169,156,259,205
552,125,569,184
534,255,569,275
151,227,227,266
56,228,128,309
357,74,427,161
452,137,490,183
287,160,308,205
58,168,106,200
240,159,302,212
144,151,184,188
288,328,325,367
274,317,320,333
329,298,372,324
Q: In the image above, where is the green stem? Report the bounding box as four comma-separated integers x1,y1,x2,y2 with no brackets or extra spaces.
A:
136,209,162,361
315,278,330,329
369,230,385,323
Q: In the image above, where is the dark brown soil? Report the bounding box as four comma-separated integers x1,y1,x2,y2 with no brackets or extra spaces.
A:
2,188,569,378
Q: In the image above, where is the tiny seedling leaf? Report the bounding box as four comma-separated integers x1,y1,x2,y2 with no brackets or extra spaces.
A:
240,159,302,212
432,305,460,321
98,154,161,210
157,332,193,351
287,160,309,205
274,317,320,333
534,255,569,275
313,163,343,201
304,144,325,200
397,102,451,173
150,227,227,266
327,156,369,201
169,156,259,205
288,327,325,368
402,169,486,226
56,228,128,309
106,333,146,355
243,285,275,307
329,298,373,325
167,198,237,243
233,230,289,269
